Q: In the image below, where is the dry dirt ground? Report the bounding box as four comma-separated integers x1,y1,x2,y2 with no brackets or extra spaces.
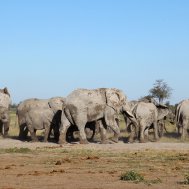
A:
0,139,189,189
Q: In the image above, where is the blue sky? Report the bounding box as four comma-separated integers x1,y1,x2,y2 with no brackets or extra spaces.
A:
0,0,189,104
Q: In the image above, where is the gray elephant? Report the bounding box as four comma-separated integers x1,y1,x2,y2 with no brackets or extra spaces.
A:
176,99,189,139
17,97,64,142
58,88,138,144
129,101,169,143
0,87,11,136
24,107,61,142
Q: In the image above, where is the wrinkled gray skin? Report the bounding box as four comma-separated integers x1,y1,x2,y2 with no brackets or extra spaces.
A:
0,87,11,136
17,97,64,142
59,88,138,144
176,99,189,140
129,102,169,143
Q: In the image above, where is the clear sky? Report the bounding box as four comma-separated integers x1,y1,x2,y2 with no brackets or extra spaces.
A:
0,0,189,104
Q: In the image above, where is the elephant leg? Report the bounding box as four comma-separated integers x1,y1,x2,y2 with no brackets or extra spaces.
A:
74,117,88,144
43,123,50,142
59,124,71,144
105,116,120,143
178,124,182,136
139,121,145,143
144,128,149,140
177,124,182,136
27,124,38,142
128,124,136,143
104,107,120,143
71,113,88,144
158,121,164,138
78,125,89,144
59,112,71,144
98,120,108,144
181,119,188,140
0,122,3,136
153,122,159,141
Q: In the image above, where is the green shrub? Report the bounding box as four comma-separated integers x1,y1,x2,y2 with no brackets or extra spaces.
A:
184,173,189,185
120,170,144,182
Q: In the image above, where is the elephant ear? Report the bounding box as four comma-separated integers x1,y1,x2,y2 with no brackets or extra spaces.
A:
3,87,10,97
48,97,64,112
105,88,122,112
0,92,11,109
156,104,169,120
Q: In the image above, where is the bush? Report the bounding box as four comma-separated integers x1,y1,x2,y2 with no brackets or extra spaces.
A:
184,173,189,185
120,170,144,182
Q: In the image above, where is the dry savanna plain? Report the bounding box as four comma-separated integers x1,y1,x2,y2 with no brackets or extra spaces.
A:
0,110,189,189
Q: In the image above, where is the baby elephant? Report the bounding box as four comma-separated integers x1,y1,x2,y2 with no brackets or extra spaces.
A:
25,107,60,142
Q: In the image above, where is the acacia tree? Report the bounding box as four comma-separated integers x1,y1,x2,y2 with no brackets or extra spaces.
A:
149,79,172,104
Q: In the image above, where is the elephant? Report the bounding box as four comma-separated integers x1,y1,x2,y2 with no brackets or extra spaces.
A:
58,88,138,144
176,99,189,139
17,97,64,142
23,107,61,142
0,106,10,137
0,87,11,136
128,101,169,143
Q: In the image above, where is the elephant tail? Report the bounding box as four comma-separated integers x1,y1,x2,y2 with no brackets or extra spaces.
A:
16,109,20,126
16,110,26,127
64,107,74,125
175,105,181,126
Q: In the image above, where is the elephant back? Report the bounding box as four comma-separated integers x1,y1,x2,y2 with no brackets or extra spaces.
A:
66,88,106,105
176,99,189,121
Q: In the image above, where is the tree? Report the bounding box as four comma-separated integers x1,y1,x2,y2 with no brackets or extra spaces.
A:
149,79,172,104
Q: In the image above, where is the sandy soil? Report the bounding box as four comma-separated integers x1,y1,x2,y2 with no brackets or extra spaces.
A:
0,138,188,151
0,139,189,189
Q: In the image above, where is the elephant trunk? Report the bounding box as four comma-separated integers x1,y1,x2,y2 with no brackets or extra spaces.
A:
122,104,138,142
109,121,120,143
3,121,9,137
122,104,138,128
122,103,138,127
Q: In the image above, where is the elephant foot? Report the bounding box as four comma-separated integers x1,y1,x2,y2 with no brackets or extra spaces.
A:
110,137,119,143
128,139,134,143
100,140,111,144
139,139,145,143
80,139,89,144
181,134,186,140
3,134,9,138
31,139,39,142
58,139,67,145
153,136,159,142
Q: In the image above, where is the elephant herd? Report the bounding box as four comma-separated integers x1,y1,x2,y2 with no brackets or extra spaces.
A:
0,87,189,144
